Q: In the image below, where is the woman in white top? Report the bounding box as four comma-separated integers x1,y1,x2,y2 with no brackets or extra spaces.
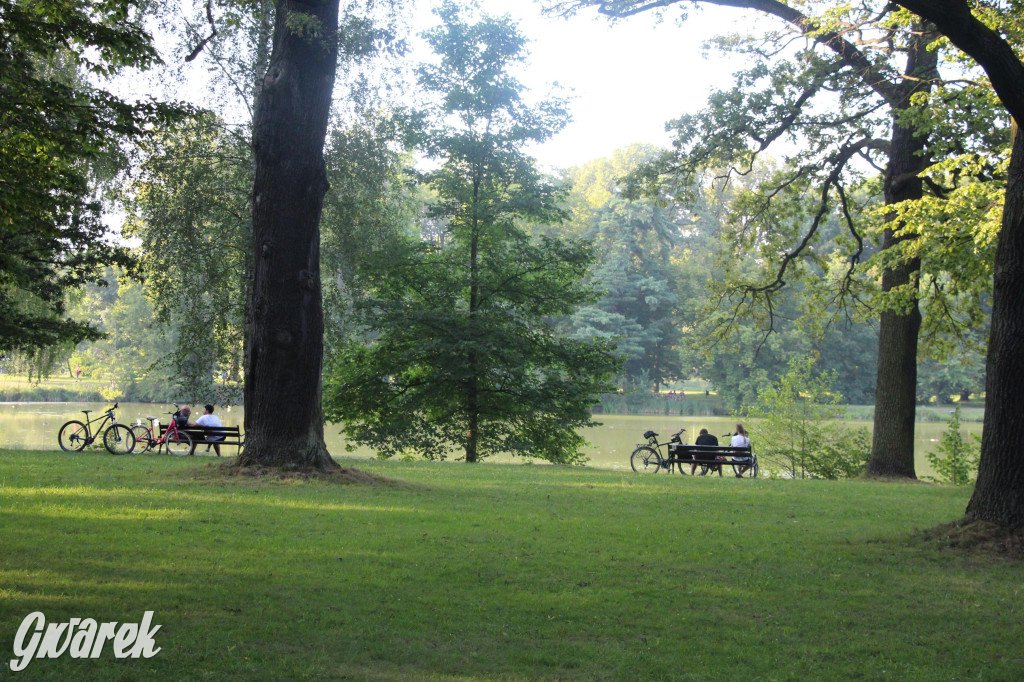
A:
731,423,752,477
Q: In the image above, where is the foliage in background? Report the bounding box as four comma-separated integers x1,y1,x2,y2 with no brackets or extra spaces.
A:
120,114,251,405
561,146,686,393
321,111,422,352
0,0,184,354
926,406,981,485
746,356,870,479
324,3,618,463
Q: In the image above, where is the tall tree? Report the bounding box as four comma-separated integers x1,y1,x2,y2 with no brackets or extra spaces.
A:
549,0,1005,478
0,0,181,353
324,3,618,464
890,0,1024,527
239,0,343,469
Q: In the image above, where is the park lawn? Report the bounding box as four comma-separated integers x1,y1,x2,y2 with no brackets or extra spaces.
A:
0,450,1020,681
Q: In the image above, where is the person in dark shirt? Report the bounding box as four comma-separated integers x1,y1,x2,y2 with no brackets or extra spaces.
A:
174,406,192,430
693,428,721,476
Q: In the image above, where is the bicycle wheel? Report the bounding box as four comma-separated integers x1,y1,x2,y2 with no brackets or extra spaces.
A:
130,425,152,453
165,430,193,456
103,424,136,455
58,421,89,452
630,446,663,474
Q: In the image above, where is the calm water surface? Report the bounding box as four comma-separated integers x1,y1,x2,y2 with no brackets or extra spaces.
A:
0,402,980,475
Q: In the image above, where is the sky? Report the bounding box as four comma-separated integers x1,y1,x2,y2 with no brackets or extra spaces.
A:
141,0,760,172
406,1,753,170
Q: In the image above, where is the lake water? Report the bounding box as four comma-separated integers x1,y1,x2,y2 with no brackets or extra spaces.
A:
0,402,981,475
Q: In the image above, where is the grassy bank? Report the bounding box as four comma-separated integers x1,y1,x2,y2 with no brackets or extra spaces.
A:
0,375,111,403
1,450,1020,680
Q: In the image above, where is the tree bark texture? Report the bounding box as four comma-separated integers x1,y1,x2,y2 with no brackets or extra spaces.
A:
967,127,1024,528
891,0,1024,526
867,241,921,478
866,28,937,478
239,0,340,470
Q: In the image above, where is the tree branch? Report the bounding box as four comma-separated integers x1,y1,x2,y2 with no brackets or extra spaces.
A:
184,0,218,63
893,0,1024,123
549,0,903,105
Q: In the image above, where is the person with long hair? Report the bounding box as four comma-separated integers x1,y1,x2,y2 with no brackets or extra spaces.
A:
731,423,752,477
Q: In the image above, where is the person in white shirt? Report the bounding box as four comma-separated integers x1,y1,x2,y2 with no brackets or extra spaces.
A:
191,404,224,456
730,423,752,477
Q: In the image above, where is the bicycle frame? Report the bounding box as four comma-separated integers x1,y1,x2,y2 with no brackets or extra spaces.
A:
76,408,118,446
631,429,689,474
655,429,690,474
58,403,133,454
135,407,189,453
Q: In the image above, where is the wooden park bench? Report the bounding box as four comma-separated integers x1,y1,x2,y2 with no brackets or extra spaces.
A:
631,429,758,477
159,423,244,456
669,443,758,477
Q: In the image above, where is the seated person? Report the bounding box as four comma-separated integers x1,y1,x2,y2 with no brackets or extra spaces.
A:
731,423,753,476
190,404,224,457
693,428,721,476
174,406,192,430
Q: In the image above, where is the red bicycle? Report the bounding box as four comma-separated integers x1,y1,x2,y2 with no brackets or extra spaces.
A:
130,406,193,455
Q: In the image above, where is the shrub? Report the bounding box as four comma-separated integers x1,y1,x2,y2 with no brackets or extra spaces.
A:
745,356,869,479
925,406,980,485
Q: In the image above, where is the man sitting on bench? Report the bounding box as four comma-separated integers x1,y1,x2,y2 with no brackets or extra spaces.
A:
694,428,722,476
190,404,224,457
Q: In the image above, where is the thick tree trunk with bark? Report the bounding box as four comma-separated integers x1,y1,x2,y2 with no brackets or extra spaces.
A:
967,128,1024,528
868,130,925,477
868,246,921,477
238,0,340,470
891,1,1024,526
866,28,936,478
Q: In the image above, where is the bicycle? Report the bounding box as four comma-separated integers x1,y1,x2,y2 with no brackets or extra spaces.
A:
57,403,136,455
130,406,193,456
630,429,694,475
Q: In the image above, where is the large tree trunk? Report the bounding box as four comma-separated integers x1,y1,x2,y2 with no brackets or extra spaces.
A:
868,245,921,477
238,0,340,470
967,126,1024,528
891,1,1024,529
866,28,936,478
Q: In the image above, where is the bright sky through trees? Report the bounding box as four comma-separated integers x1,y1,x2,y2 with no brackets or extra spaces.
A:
411,1,749,170
120,1,748,172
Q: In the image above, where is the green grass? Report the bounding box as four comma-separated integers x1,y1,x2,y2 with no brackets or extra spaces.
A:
1,450,1021,680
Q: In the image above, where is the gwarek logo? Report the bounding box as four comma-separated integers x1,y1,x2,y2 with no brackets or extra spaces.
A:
9,611,161,672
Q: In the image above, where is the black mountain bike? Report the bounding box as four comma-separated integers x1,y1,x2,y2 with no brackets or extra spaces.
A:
57,403,136,455
630,429,692,474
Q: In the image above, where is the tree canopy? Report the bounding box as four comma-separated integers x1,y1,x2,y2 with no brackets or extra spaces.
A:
0,0,182,354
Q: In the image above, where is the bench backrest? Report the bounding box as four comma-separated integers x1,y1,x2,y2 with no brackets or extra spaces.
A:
674,444,751,454
671,444,751,460
158,424,242,438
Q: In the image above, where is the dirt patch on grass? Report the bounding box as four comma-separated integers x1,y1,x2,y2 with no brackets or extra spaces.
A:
193,461,405,487
918,519,1024,561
